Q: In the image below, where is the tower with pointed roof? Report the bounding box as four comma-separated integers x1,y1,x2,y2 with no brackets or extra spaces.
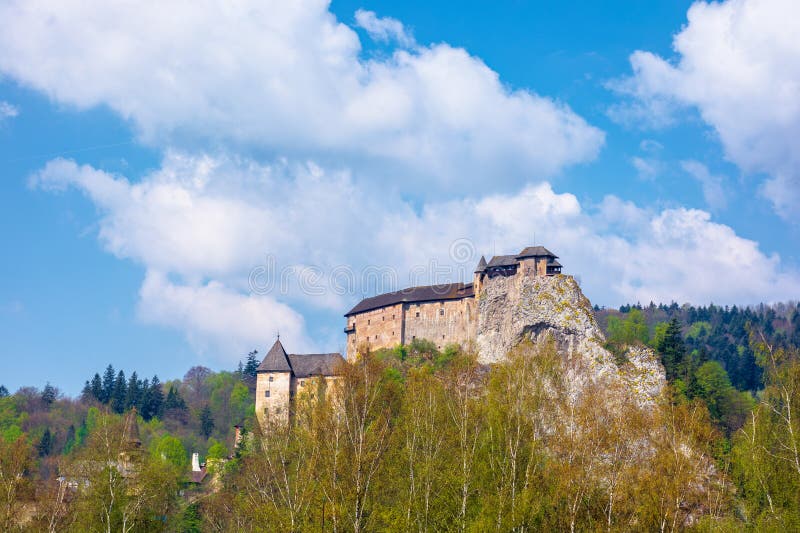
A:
255,338,345,427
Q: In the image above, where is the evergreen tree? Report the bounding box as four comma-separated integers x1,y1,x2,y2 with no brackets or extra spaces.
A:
164,385,187,411
80,380,92,402
125,371,141,411
199,404,214,438
41,383,57,405
110,370,127,414
90,373,103,402
139,378,150,415
658,317,687,383
0,385,7,398
244,350,259,378
101,364,115,404
144,376,164,420
37,428,52,457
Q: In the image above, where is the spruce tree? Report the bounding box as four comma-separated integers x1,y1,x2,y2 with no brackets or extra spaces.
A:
199,405,215,438
110,370,127,414
0,385,7,398
164,385,187,411
41,383,57,405
146,376,164,420
657,317,687,383
90,373,103,402
125,371,141,411
101,364,115,404
244,350,259,378
37,428,52,457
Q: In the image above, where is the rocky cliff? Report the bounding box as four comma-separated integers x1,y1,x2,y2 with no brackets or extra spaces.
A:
476,274,664,404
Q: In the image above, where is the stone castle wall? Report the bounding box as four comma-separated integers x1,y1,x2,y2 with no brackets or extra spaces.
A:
255,371,293,426
345,297,477,357
403,298,476,350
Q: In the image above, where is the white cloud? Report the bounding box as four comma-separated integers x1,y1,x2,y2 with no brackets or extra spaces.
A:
612,0,800,220
681,160,728,211
0,0,603,195
0,100,18,121
631,156,660,181
31,154,800,357
355,9,414,48
139,271,309,355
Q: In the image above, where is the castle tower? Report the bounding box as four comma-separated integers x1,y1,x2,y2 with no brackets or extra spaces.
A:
473,255,487,297
255,339,294,426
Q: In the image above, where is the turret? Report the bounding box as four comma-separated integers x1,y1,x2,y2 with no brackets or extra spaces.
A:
473,255,487,296
255,339,294,426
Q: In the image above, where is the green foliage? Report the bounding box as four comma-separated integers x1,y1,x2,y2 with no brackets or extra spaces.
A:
607,308,650,346
206,438,228,460
152,434,188,469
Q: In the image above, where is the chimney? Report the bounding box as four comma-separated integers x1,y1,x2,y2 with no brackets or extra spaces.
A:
191,452,201,472
234,425,243,448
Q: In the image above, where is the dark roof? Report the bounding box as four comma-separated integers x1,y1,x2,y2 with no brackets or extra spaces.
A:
516,246,557,259
486,254,517,268
257,339,293,373
288,353,345,378
474,256,487,273
190,467,208,484
548,259,562,267
345,282,474,316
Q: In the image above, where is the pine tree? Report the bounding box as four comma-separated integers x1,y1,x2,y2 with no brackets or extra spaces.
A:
164,385,187,411
41,383,57,405
37,428,52,457
199,405,214,438
101,364,115,404
0,385,7,398
145,376,164,420
658,317,687,383
90,373,103,402
110,370,127,414
125,371,141,411
244,350,259,378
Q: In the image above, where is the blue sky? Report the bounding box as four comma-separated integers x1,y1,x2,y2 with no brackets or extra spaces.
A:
0,0,798,395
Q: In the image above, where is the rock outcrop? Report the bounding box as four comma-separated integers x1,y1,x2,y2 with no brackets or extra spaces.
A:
476,274,665,404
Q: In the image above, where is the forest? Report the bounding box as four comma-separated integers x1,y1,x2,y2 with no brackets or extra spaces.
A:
0,302,799,531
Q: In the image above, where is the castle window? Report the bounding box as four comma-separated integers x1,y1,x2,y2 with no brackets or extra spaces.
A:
442,335,445,339
415,312,420,317
392,314,395,319
269,375,273,382
412,335,416,340
392,331,394,336
299,380,305,387
439,309,444,316
375,335,378,340
368,319,370,325
265,390,270,398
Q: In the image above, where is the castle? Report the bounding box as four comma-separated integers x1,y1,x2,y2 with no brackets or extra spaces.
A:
343,246,561,358
256,245,562,424
255,338,344,425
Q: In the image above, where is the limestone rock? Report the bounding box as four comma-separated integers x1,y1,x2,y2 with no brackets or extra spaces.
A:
476,274,665,404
